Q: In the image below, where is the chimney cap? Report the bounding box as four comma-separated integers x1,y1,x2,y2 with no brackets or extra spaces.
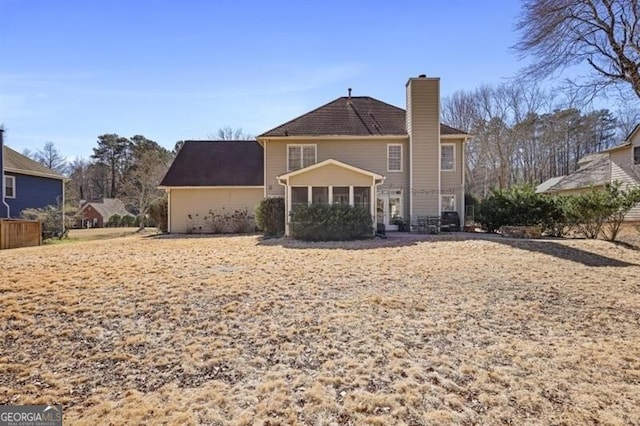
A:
418,74,427,78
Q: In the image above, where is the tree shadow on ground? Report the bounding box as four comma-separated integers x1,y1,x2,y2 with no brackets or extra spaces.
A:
487,238,636,267
257,232,637,267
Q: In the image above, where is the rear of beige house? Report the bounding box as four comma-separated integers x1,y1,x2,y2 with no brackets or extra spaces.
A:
161,75,470,235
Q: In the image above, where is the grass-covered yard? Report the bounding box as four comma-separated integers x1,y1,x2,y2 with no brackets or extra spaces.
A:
1,233,639,424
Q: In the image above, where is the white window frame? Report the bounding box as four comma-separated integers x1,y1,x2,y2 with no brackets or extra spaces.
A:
441,143,455,172
287,144,317,171
387,143,403,172
441,194,456,212
4,175,15,199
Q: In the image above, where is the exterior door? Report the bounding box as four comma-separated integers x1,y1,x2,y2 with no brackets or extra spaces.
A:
376,190,403,230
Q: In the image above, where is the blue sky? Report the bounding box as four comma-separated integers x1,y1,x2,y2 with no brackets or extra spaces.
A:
2,1,526,159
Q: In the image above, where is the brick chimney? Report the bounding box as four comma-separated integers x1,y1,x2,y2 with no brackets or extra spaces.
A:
406,74,441,217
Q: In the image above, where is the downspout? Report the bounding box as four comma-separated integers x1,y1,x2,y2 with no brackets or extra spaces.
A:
0,128,10,218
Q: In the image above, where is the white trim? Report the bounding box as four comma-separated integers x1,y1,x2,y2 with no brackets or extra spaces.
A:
441,194,456,212
258,135,409,143
328,185,333,204
286,144,317,172
61,180,65,233
307,186,312,206
263,140,268,198
387,143,403,172
4,167,65,181
349,186,354,207
461,140,466,225
278,158,384,181
4,175,16,199
441,134,471,140
441,143,455,172
167,188,172,233
157,185,264,190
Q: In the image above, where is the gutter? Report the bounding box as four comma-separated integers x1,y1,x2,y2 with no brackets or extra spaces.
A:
0,129,10,218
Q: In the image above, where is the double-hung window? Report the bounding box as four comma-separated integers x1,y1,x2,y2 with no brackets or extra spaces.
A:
441,144,455,171
288,144,316,171
387,144,402,172
4,175,15,198
634,146,640,165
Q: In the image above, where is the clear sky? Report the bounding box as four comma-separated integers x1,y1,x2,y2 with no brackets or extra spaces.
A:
1,0,525,159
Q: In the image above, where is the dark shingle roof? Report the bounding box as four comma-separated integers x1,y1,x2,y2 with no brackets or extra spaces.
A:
3,146,65,179
160,141,263,187
258,96,468,137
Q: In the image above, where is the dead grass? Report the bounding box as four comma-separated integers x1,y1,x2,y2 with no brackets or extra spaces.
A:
1,233,640,424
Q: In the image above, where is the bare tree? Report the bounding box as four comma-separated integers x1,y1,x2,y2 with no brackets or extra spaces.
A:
514,0,640,98
207,126,254,140
30,141,67,174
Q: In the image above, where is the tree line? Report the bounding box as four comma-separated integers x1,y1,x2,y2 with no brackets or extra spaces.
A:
441,83,638,198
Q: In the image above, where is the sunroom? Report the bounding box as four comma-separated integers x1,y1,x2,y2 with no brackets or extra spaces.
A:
277,159,385,236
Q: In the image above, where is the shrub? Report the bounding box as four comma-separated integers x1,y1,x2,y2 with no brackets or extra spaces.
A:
599,183,640,241
477,185,561,233
20,204,65,238
107,214,121,227
201,208,255,234
149,197,168,233
255,197,285,237
289,204,373,241
121,214,135,227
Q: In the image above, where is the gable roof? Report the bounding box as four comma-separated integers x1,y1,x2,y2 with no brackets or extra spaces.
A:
277,158,384,181
538,153,611,193
258,96,468,138
159,140,264,187
79,198,131,220
3,146,65,180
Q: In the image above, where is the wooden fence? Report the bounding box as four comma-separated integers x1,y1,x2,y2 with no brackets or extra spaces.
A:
0,220,42,250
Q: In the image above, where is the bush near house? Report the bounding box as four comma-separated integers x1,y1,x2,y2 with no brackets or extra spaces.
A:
476,186,560,233
107,214,122,227
290,204,373,241
149,198,168,233
477,183,640,242
20,204,69,239
255,197,285,237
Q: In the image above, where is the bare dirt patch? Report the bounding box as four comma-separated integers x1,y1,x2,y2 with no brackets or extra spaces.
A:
1,233,639,424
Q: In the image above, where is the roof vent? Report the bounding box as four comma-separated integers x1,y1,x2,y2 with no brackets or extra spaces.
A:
418,74,426,78
348,88,352,100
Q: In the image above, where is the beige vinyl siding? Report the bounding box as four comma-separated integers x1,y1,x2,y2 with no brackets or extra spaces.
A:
289,164,373,186
440,139,465,219
264,137,409,209
407,78,440,217
610,147,640,221
169,187,263,233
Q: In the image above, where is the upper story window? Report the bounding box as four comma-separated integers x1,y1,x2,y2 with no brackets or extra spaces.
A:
288,144,316,171
387,144,402,172
441,144,455,171
634,146,640,165
4,175,15,198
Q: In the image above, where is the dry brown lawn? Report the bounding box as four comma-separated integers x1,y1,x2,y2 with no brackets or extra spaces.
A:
1,233,639,425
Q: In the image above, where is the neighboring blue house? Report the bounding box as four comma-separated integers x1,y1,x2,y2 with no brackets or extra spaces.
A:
1,129,65,220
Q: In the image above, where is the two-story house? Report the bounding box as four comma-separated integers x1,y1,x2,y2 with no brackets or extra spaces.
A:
0,129,66,221
160,75,470,234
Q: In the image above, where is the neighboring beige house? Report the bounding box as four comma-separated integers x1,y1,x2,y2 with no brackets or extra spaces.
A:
160,75,471,235
536,124,640,221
